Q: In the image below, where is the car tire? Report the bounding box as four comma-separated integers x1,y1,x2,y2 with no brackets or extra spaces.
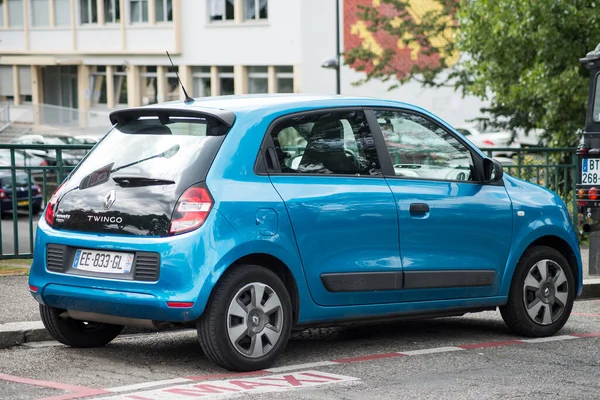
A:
500,245,575,337
39,305,123,347
197,264,293,372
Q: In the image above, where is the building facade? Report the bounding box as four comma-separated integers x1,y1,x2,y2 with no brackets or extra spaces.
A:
0,0,486,130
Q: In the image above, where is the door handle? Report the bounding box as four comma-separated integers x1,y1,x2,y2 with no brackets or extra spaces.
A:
410,203,430,214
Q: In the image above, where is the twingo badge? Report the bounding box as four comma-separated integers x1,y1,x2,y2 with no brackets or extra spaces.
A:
79,163,114,190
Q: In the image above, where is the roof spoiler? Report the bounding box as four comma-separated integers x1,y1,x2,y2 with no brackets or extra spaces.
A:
109,107,236,128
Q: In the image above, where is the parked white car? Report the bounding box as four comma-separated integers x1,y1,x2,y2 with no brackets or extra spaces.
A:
455,125,543,157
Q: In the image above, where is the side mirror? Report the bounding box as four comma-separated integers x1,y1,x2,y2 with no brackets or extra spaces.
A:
483,157,504,183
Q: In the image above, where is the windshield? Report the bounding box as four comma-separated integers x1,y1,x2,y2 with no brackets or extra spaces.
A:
67,116,228,190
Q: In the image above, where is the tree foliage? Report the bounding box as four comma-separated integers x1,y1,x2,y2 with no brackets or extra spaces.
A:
344,0,600,147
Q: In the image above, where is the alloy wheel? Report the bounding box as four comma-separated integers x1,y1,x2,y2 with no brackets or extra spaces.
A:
522,259,569,325
226,282,284,358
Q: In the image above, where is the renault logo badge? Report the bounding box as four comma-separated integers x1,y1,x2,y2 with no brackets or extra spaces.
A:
104,190,116,210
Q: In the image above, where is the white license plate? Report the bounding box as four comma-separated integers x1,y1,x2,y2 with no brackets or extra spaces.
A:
581,158,600,184
73,249,134,274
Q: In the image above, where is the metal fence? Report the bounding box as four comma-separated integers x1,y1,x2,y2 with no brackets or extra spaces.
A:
0,144,579,260
0,144,93,259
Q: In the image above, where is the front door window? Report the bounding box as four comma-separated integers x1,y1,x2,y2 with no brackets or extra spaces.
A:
374,110,476,182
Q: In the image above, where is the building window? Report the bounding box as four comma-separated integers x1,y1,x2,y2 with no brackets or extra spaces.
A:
275,66,294,93
0,1,4,27
130,0,148,23
54,0,71,26
90,66,108,107
155,0,171,22
114,65,128,105
8,0,24,27
247,66,268,94
31,0,50,26
0,66,14,103
244,0,267,20
209,0,234,22
18,66,32,103
80,0,98,24
105,0,120,23
165,66,180,102
217,66,234,95
192,67,211,97
139,66,158,105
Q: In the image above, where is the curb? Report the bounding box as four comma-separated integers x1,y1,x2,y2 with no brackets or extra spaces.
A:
1,280,599,350
580,278,600,300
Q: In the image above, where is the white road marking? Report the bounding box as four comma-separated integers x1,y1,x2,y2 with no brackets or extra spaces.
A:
400,346,465,356
520,335,579,343
265,360,338,373
96,371,359,399
106,378,193,393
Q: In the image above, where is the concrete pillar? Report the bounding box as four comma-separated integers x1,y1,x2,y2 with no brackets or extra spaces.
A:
234,0,243,22
12,65,20,106
179,65,191,100
149,0,156,24
293,64,302,93
49,0,56,27
23,0,30,50
210,66,218,97
106,65,115,108
267,66,276,94
127,65,139,107
77,64,90,127
71,0,77,50
97,0,105,25
234,65,246,95
31,65,44,124
157,65,167,103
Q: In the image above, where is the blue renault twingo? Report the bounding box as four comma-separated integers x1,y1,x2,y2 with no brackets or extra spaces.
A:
29,94,582,371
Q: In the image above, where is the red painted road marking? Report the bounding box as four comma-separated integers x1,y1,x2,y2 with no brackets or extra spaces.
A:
458,340,525,350
332,352,406,363
572,332,600,338
572,312,600,318
0,373,108,400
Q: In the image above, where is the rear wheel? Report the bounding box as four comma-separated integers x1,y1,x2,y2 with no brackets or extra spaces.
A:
39,305,123,347
197,265,292,371
500,245,575,337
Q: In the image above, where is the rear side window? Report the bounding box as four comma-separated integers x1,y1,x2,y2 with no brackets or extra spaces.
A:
270,110,381,176
68,116,229,191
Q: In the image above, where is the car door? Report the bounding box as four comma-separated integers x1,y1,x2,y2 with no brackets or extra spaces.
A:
264,108,402,306
369,108,513,302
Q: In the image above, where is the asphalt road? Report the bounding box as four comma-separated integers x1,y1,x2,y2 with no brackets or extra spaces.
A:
1,213,39,256
1,300,599,400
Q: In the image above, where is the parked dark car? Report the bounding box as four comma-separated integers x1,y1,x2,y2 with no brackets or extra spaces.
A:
10,135,82,166
0,171,43,215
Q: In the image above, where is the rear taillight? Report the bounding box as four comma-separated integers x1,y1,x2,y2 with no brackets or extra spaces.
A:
44,181,67,227
0,189,5,199
169,185,213,235
482,140,495,146
40,160,48,166
33,185,41,195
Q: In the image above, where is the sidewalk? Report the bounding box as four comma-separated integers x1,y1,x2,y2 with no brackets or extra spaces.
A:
1,248,599,349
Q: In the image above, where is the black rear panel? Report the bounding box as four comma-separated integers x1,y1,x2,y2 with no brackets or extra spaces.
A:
53,111,230,236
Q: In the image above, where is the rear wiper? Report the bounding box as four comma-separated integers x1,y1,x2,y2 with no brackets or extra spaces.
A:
112,176,175,187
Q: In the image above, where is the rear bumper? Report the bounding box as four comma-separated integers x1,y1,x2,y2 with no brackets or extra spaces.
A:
28,209,236,323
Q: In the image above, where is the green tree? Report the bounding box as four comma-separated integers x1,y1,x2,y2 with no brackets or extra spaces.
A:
344,0,600,147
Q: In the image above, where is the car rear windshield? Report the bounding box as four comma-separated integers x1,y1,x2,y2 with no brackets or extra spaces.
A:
1,173,32,188
67,116,229,190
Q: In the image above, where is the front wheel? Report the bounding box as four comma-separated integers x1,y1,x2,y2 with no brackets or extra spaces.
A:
197,265,293,371
500,245,575,337
39,305,123,347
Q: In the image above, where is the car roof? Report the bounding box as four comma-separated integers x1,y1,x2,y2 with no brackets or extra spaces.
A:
139,94,437,118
